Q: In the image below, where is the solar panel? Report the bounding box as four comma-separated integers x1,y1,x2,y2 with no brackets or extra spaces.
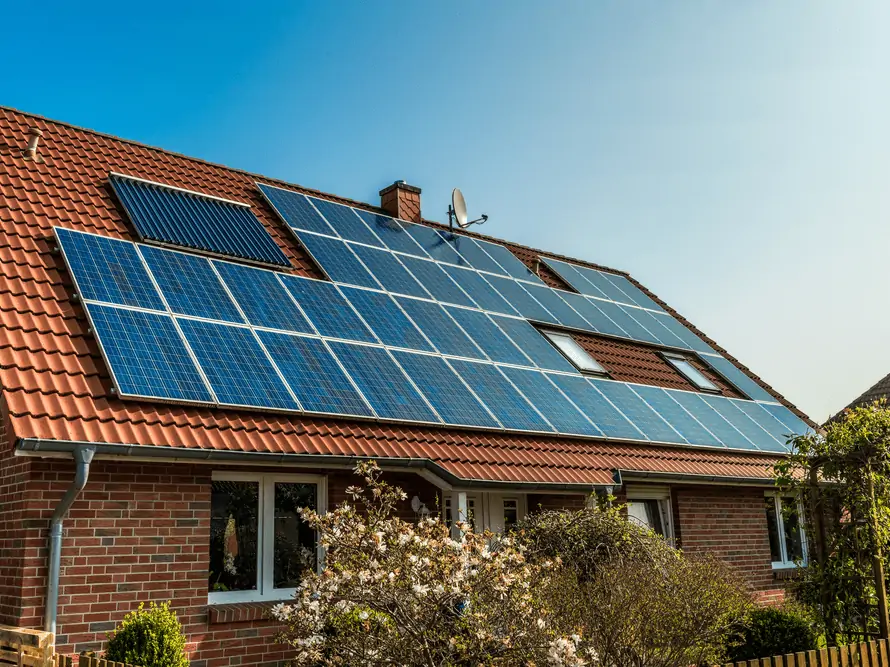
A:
296,232,381,290
308,197,383,247
392,351,500,428
445,307,532,366
485,275,556,323
472,238,544,283
574,267,637,305
139,245,243,323
668,392,756,450
499,367,599,436
592,301,661,345
630,385,722,447
279,275,377,343
327,342,440,423
110,174,289,267
213,261,314,334
700,355,776,403
730,399,794,452
441,266,518,315
404,223,467,264
601,273,665,312
348,244,430,298
448,360,554,433
56,228,165,311
700,395,783,452
87,304,213,403
396,255,477,308
570,296,632,338
395,298,486,359
546,374,642,440
523,284,593,331
591,380,681,443
650,313,713,354
177,319,297,410
339,287,434,351
627,308,688,349
354,210,427,256
257,183,336,236
489,316,577,373
761,403,812,436
256,331,374,417
438,232,508,275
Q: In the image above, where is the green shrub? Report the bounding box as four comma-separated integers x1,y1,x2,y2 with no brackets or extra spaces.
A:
726,604,819,662
104,601,189,667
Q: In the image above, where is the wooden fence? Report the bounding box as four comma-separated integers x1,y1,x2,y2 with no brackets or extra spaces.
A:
721,639,890,667
0,625,54,667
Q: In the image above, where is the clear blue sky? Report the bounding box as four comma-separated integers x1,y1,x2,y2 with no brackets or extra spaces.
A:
3,1,888,421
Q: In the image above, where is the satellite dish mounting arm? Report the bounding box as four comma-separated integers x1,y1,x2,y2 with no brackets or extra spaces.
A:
448,188,488,230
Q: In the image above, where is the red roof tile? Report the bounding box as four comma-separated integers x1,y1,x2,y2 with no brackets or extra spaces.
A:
0,106,805,486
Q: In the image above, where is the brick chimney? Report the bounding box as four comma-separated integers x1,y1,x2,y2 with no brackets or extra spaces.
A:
379,180,422,223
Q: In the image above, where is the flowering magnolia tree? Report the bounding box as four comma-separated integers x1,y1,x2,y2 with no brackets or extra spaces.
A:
273,461,596,666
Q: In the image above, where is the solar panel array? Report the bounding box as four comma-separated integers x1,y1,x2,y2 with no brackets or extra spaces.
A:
57,225,810,454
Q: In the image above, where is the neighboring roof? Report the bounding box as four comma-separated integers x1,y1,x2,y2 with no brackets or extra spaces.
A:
836,371,890,419
0,106,808,486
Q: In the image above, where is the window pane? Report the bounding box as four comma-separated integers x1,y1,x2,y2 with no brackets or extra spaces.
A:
628,499,665,536
781,497,804,562
210,480,259,593
545,331,606,374
765,497,783,562
665,355,719,392
274,483,318,589
445,497,476,531
503,499,519,531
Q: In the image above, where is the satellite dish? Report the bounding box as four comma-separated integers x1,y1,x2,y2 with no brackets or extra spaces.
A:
448,188,489,231
452,189,468,228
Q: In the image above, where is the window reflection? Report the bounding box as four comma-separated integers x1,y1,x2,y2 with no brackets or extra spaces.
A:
210,480,259,593
274,483,318,589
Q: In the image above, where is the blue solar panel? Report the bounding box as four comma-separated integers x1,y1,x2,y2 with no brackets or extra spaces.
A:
500,367,599,436
629,308,689,349
489,316,576,373
441,266,519,315
256,331,374,417
575,267,637,305
279,276,377,343
177,319,297,410
473,238,544,283
760,403,812,436
87,304,212,402
630,385,722,447
348,245,430,298
296,233,381,290
591,380,681,443
700,395,782,451
139,245,243,323
449,360,553,432
570,296,631,338
700,355,776,402
111,174,289,267
404,223,467,264
669,391,756,450
593,301,661,345
56,228,165,311
258,183,336,236
328,342,440,423
650,313,713,354
438,232,509,275
445,307,532,366
546,374,641,440
485,275,556,323
392,351,499,428
730,399,793,452
213,261,314,334
397,255,477,307
540,258,603,297
602,273,665,312
309,197,383,247
339,287,434,351
395,298,485,359
523,284,593,331
354,210,427,256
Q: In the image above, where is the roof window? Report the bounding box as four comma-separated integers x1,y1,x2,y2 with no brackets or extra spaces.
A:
543,331,607,375
663,353,719,392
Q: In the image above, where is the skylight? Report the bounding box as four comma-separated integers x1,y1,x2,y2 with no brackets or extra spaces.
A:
663,354,719,392
543,331,607,375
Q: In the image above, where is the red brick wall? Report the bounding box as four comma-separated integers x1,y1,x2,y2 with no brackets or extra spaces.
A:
2,458,438,666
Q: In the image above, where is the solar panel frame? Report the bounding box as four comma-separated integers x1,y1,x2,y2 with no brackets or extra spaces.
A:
522,284,594,331
667,391,756,450
395,255,477,308
625,307,689,349
257,183,338,237
338,287,435,352
348,244,431,299
55,227,167,311
441,266,519,315
700,354,777,403
403,223,468,265
353,210,429,256
395,297,487,360
295,231,382,290
488,315,577,373
445,307,533,366
600,273,665,312
546,373,642,441
85,303,215,404
539,257,608,298
760,403,813,436
392,350,501,429
484,275,557,323
700,394,784,452
629,384,723,448
436,232,509,275
591,379,683,444
572,296,632,338
592,301,661,345
729,399,796,452
308,196,384,248
499,367,601,437
279,275,378,344
651,313,713,354
472,237,545,284
575,267,638,305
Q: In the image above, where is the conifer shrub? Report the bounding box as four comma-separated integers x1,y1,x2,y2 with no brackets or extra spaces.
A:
104,601,189,667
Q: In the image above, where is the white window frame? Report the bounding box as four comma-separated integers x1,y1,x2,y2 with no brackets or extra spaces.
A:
626,485,674,543
542,330,608,375
442,492,527,534
662,353,720,392
765,492,808,569
209,471,327,604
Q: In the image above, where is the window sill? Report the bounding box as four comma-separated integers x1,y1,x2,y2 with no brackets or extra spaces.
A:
773,566,805,581
208,600,286,625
